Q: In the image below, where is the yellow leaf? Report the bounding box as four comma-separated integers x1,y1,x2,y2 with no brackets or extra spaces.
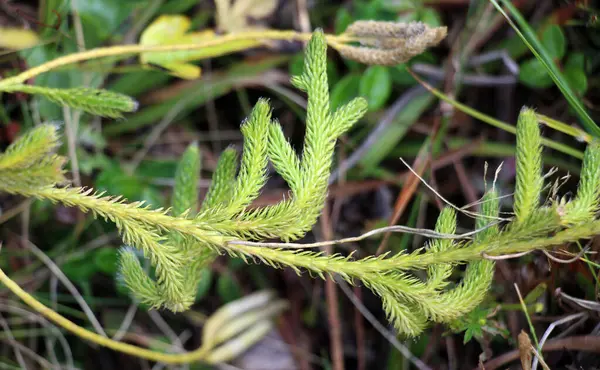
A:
139,15,192,46
139,14,264,80
231,0,278,20
218,0,278,33
153,62,201,80
0,28,40,50
140,15,214,79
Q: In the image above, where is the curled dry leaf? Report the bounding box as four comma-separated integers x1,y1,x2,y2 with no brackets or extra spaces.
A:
518,330,533,370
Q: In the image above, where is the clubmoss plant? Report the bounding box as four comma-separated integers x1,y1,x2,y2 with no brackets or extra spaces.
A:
0,28,599,364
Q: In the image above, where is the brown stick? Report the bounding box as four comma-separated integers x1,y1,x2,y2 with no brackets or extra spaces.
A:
479,336,600,370
321,204,345,370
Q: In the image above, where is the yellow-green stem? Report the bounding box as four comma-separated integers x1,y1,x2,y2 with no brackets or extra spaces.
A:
0,30,354,87
0,267,210,364
0,218,596,364
225,219,598,277
407,68,584,159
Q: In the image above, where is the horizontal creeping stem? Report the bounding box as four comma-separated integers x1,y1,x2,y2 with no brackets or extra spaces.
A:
2,23,594,346
0,30,356,87
16,187,229,247
224,218,597,277
13,186,595,283
0,217,594,364
0,267,211,364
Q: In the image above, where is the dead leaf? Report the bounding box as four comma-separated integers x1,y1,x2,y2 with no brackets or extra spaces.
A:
216,0,278,33
0,28,39,50
518,330,533,370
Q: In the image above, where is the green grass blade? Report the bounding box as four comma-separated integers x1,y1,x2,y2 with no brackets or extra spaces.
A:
490,0,600,136
411,74,584,159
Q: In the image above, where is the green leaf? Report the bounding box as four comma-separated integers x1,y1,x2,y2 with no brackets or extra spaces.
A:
396,10,419,23
449,305,489,344
139,187,164,209
519,58,553,89
137,160,178,179
420,7,442,27
96,164,163,207
228,257,247,271
381,0,417,12
391,64,417,86
541,24,566,60
73,0,144,46
62,255,97,283
289,53,305,78
109,71,171,97
523,283,547,304
195,268,213,301
563,66,587,96
39,0,66,39
20,47,73,120
565,53,586,70
94,247,119,276
334,8,354,34
491,0,600,136
564,53,588,95
463,323,484,344
331,74,361,110
158,0,198,13
359,66,392,111
105,57,289,136
354,0,385,19
96,166,145,201
326,60,340,87
216,274,242,303
359,92,434,171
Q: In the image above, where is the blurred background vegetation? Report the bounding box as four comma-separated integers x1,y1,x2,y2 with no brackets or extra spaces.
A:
0,0,599,369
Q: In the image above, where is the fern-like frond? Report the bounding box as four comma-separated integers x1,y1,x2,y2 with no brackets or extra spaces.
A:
514,107,543,222
0,155,66,190
424,191,500,323
3,29,600,343
0,84,138,118
330,97,370,137
229,31,367,241
379,293,427,337
182,247,215,300
227,99,271,214
172,142,216,306
117,221,186,308
172,143,201,217
22,187,225,246
118,142,205,309
267,121,302,191
0,124,61,171
201,148,238,211
118,248,168,308
426,207,456,290
563,141,600,224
